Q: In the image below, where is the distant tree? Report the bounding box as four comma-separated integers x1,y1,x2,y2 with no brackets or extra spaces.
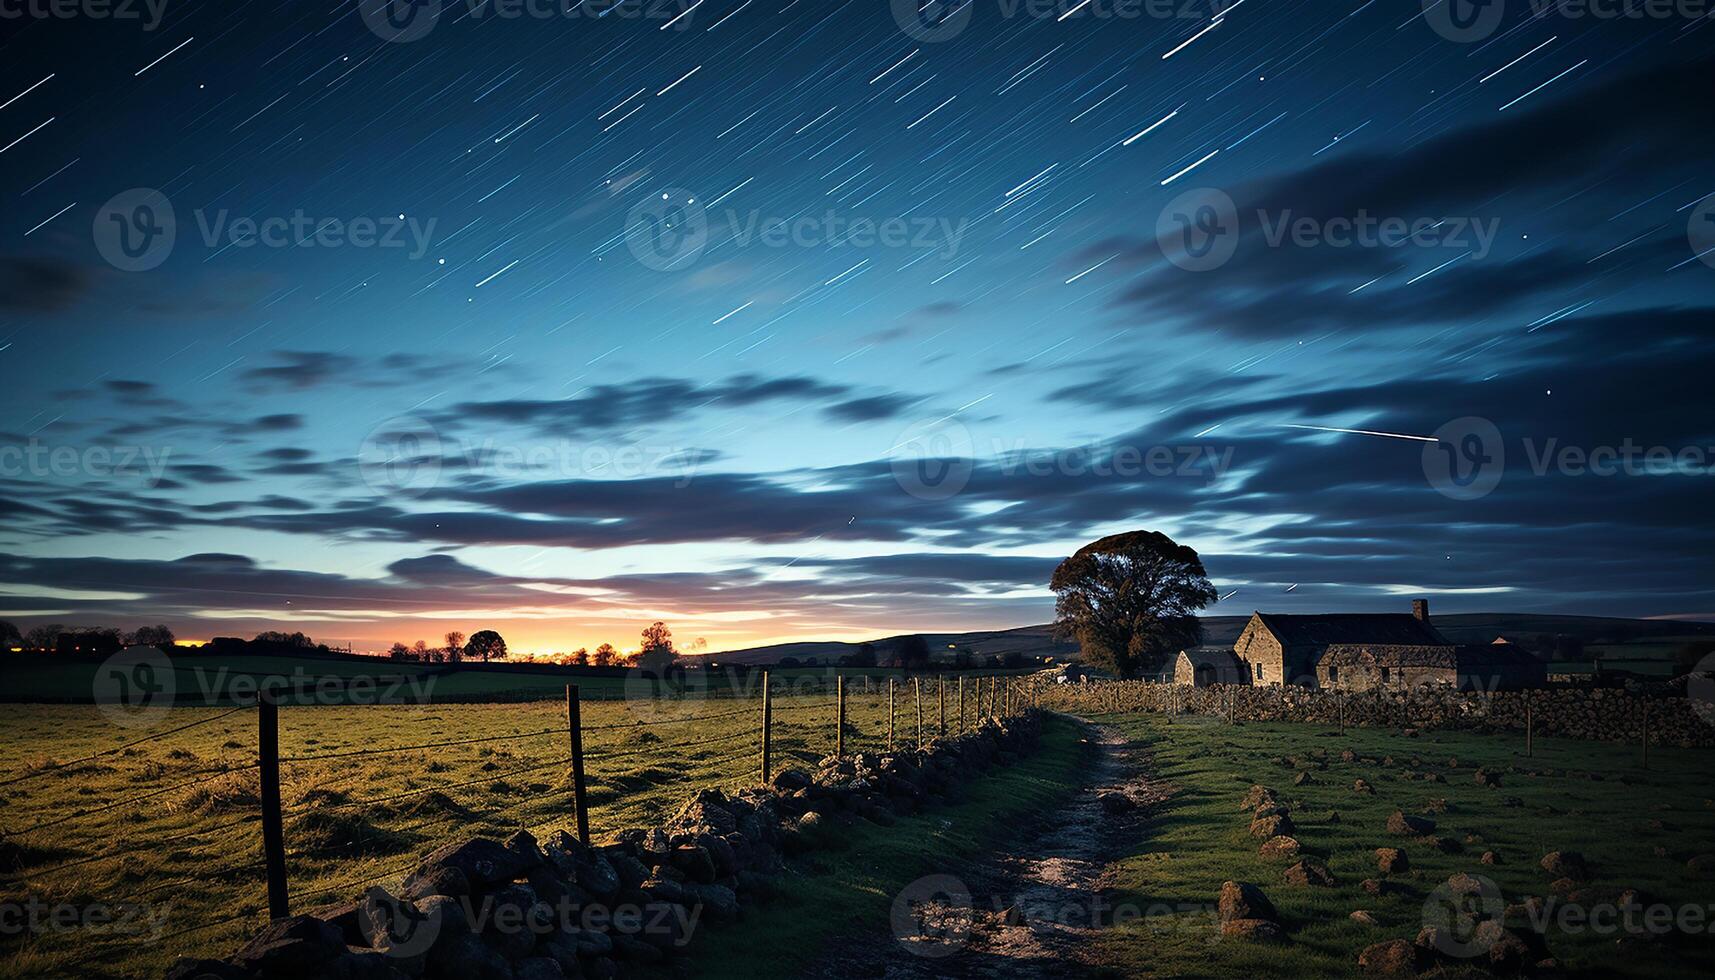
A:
591,643,618,667
1050,529,1216,678
1000,651,1024,668
57,627,123,655
952,646,974,669
890,635,932,672
569,648,590,667
0,620,21,649
464,629,508,663
124,624,175,651
412,640,430,660
388,641,411,661
24,624,64,650
634,621,677,676
255,630,314,648
850,642,878,668
778,657,801,668
444,631,466,663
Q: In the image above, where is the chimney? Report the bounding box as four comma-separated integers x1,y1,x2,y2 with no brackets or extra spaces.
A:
1412,598,1430,622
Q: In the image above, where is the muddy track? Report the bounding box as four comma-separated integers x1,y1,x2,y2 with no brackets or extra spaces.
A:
810,719,1170,979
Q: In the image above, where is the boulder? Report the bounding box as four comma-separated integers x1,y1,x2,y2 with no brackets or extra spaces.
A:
1282,858,1336,887
1481,850,1501,866
771,769,812,792
1386,811,1435,836
1099,792,1136,814
516,957,567,980
1357,939,1422,975
427,934,511,980
409,838,532,893
1376,848,1409,874
1249,812,1295,839
1217,880,1277,923
1353,779,1375,795
1349,910,1379,927
1259,836,1302,860
1539,851,1589,881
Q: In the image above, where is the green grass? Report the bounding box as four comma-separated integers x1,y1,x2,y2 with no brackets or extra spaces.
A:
685,715,1089,978
0,683,995,979
1086,713,1715,978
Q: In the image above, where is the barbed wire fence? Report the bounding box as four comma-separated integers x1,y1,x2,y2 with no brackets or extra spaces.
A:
0,668,1044,975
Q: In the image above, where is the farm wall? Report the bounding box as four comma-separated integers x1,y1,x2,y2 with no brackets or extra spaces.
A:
1039,680,1715,748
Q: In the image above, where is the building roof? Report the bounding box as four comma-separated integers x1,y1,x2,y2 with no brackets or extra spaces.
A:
1455,644,1546,669
1254,612,1451,648
1178,648,1243,669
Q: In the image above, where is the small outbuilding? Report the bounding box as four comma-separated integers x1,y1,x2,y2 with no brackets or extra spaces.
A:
1173,648,1248,687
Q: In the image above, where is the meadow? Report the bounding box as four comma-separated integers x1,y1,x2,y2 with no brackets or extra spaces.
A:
1084,713,1715,977
0,676,999,979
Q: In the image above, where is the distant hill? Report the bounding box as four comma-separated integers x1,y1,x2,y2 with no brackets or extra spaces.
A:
706,613,1715,666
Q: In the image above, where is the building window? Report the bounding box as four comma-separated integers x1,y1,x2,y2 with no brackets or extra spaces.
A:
1255,662,1263,681
1328,665,1339,685
1380,667,1391,685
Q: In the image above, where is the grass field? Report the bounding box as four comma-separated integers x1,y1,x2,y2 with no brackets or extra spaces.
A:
0,678,1000,979
1085,713,1715,978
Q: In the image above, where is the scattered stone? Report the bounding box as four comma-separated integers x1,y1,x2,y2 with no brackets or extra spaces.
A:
1540,851,1589,881
1217,880,1278,924
1357,939,1423,975
1099,792,1136,815
1250,812,1296,839
1687,854,1715,874
1481,850,1501,866
1259,836,1301,860
1474,768,1502,788
1386,811,1436,836
1353,778,1375,795
1283,858,1336,887
1375,847,1410,874
1361,878,1407,897
1292,771,1313,786
1350,910,1379,927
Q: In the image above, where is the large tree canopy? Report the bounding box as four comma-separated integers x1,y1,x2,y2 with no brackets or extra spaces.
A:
464,629,508,663
1049,529,1218,678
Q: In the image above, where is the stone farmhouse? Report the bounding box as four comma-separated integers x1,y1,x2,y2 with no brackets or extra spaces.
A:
1181,599,1547,691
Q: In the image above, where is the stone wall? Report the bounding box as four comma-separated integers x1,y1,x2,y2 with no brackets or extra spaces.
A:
1039,680,1715,748
167,713,1045,980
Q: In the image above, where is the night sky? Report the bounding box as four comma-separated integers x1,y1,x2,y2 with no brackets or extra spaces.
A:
1,0,1712,654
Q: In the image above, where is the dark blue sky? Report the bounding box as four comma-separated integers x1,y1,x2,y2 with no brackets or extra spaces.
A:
2,0,1712,652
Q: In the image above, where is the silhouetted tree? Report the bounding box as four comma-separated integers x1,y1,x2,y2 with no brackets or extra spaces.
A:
1050,529,1216,678
0,621,20,649
634,621,677,677
388,642,411,661
464,629,508,663
24,624,64,650
444,631,465,664
892,635,932,672
591,643,618,667
851,642,878,668
413,640,430,660
124,624,175,651
254,631,314,648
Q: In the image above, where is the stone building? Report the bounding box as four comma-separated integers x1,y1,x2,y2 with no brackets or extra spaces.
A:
1454,637,1549,691
1233,599,1457,688
1173,648,1247,686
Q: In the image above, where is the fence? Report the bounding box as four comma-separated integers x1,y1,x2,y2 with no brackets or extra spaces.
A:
0,670,1042,977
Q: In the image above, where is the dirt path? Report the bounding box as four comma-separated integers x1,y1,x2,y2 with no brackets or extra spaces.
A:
810,721,1169,979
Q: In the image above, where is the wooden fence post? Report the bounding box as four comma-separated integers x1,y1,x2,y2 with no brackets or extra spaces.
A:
258,690,289,921
887,679,895,751
915,677,924,749
567,685,590,845
938,676,946,737
836,676,846,758
958,675,966,731
1524,695,1532,758
761,671,772,785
